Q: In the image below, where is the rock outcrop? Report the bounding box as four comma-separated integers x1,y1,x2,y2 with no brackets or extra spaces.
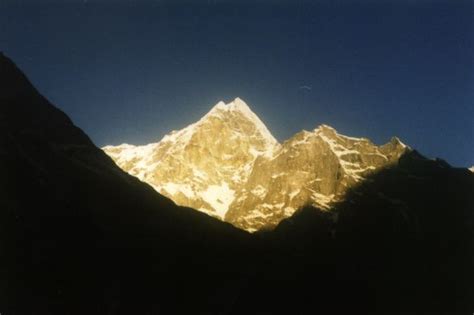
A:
104,98,408,231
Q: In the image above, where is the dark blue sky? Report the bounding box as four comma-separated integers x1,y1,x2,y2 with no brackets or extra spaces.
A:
1,0,473,166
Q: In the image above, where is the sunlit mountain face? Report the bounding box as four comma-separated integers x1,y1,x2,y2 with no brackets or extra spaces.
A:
2,52,474,314
103,98,408,232
1,0,474,313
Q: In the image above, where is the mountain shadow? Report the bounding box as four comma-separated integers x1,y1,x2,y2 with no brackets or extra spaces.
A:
230,151,474,314
0,52,254,315
1,52,473,314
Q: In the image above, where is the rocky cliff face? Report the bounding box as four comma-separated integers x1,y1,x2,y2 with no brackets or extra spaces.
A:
226,124,407,231
104,98,408,231
104,98,279,220
4,52,473,314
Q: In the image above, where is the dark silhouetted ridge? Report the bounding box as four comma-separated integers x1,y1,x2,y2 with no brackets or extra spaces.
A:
1,53,473,314
0,53,252,315
243,150,474,314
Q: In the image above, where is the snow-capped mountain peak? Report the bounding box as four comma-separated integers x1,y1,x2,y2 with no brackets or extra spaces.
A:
224,123,409,231
205,98,279,148
104,99,409,232
104,98,279,220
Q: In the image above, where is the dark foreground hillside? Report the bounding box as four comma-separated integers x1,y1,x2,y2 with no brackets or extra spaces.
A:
0,53,253,314
1,53,473,314
239,152,474,314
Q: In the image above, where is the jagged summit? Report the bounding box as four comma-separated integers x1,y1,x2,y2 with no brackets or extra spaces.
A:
210,97,251,113
314,124,408,148
226,121,409,231
104,98,279,220
205,97,279,147
155,98,279,151
2,53,473,313
104,98,409,231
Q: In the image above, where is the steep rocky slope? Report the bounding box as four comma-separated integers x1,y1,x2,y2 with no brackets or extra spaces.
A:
247,151,474,313
104,99,407,231
227,124,407,231
104,98,279,220
3,53,473,314
0,52,251,315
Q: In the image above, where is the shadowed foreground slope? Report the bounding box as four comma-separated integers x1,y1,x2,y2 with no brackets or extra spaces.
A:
239,151,474,314
0,53,252,314
1,53,473,314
